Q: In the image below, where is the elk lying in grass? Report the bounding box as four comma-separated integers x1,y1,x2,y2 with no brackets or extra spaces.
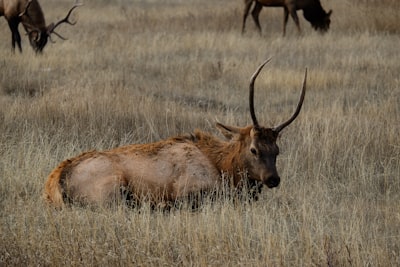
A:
242,0,332,36
0,0,81,53
44,59,307,209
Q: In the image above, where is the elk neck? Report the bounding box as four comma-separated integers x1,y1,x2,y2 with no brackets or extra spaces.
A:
21,0,47,31
189,128,251,186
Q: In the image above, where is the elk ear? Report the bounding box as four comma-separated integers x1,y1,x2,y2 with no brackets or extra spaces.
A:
216,123,242,140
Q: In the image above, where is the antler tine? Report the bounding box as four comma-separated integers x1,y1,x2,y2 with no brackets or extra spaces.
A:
19,0,33,17
48,35,56,43
49,3,83,34
249,58,272,128
273,68,307,133
51,31,67,41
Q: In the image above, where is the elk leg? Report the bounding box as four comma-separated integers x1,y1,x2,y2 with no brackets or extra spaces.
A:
8,20,22,53
283,7,289,36
251,2,263,35
242,0,253,34
289,8,301,34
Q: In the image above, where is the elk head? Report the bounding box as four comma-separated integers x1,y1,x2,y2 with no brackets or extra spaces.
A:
19,0,82,53
304,8,332,33
217,59,307,188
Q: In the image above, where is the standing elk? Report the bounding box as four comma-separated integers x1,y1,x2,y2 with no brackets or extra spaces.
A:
0,0,81,53
242,0,332,36
44,59,307,209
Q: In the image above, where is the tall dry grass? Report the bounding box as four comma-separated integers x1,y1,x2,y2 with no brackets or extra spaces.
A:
1,0,399,265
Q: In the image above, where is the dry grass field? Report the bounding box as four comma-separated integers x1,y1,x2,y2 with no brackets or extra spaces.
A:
1,0,399,265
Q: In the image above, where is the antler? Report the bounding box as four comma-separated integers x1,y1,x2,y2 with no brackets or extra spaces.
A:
249,58,272,128
273,69,307,133
19,0,33,17
48,2,83,39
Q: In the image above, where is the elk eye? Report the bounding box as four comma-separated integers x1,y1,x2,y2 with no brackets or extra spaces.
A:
250,148,257,156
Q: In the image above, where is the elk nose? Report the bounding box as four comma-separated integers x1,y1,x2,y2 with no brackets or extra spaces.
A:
265,175,280,188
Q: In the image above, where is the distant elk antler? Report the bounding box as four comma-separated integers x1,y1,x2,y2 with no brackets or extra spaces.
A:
18,0,33,17
0,0,82,53
47,3,82,41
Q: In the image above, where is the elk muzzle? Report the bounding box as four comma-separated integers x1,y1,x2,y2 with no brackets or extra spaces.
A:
263,173,280,188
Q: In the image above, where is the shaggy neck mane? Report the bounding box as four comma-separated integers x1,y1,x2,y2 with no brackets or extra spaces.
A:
181,129,249,185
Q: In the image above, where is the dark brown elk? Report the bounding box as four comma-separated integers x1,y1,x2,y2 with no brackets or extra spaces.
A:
242,0,332,36
44,59,307,208
0,0,81,53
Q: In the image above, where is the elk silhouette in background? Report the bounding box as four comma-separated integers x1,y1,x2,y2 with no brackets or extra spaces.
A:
242,0,332,36
0,0,82,53
44,59,307,209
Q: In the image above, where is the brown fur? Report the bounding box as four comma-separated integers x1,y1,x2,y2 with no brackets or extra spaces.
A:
0,0,81,53
242,0,332,36
44,60,307,208
44,151,98,208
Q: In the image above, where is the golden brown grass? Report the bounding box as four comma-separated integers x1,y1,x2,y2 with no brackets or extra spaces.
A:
0,0,399,265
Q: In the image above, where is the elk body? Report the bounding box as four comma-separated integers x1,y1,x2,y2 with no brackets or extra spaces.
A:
44,60,307,208
242,0,332,36
0,0,81,53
